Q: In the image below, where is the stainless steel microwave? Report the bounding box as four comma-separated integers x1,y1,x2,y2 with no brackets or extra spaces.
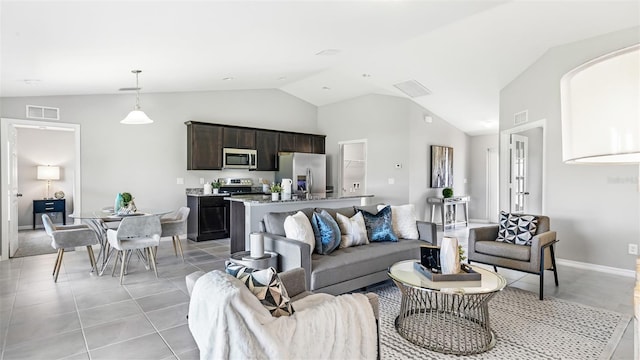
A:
223,148,257,170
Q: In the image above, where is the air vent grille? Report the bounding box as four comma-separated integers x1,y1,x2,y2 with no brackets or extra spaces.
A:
514,110,528,125
393,80,432,98
26,105,60,120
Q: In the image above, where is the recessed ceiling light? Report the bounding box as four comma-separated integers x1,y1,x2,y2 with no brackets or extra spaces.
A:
316,49,341,56
322,86,331,90
278,76,287,81
362,73,371,78
222,77,234,81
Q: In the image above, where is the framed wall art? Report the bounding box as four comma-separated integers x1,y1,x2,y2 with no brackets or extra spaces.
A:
431,145,453,188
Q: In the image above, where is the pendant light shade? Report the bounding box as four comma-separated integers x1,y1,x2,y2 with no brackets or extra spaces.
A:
560,44,639,164
121,69,153,125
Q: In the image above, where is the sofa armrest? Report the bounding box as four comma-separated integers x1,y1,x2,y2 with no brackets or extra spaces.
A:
364,293,379,320
279,268,308,298
417,221,437,245
264,233,312,289
530,231,557,269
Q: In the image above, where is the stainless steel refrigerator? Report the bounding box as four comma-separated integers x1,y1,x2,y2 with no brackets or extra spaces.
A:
276,152,326,198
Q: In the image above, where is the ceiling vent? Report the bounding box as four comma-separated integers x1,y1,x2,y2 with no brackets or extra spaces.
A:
393,80,432,98
514,110,528,125
26,105,59,120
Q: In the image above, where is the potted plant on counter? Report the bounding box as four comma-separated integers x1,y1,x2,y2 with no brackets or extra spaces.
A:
212,180,221,194
270,183,281,201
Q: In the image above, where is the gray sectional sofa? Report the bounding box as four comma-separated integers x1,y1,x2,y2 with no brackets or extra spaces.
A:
260,204,437,295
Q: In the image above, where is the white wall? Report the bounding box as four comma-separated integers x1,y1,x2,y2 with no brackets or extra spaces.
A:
318,94,470,221
1,89,317,221
499,26,640,270
16,128,75,228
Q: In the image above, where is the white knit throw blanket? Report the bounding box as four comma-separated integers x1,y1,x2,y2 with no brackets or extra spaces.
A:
188,270,377,360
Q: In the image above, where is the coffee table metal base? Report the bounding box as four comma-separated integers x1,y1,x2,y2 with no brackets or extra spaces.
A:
393,280,498,355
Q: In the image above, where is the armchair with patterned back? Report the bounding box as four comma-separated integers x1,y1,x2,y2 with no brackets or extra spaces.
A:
467,211,558,300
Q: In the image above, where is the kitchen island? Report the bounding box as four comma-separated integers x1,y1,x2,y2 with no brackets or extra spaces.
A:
226,194,373,253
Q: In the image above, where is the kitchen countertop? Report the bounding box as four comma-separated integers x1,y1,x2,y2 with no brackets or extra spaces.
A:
225,193,372,204
187,192,232,197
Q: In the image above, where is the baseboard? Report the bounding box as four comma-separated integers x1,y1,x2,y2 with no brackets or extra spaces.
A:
19,225,37,231
556,258,636,278
469,218,492,224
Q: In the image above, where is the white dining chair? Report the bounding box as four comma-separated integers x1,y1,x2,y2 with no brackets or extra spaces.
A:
106,215,162,284
160,207,190,262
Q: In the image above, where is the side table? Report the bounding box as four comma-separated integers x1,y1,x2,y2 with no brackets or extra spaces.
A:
427,196,469,229
229,251,278,270
33,199,66,229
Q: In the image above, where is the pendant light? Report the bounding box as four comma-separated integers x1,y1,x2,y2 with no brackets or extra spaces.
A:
121,69,153,124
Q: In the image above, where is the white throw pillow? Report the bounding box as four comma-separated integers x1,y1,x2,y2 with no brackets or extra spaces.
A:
284,211,315,255
336,212,369,248
377,204,419,239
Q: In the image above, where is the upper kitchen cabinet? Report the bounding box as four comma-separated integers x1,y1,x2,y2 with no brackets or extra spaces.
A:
279,132,324,154
223,127,255,149
187,122,223,170
312,135,325,154
255,130,279,171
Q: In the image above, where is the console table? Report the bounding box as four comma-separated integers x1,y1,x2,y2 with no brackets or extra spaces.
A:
427,196,469,229
33,199,66,229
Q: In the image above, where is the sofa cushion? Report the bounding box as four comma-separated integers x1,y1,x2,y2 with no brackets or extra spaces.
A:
377,204,419,240
284,211,316,255
475,240,531,261
263,208,314,236
360,205,398,242
310,210,341,255
310,239,421,290
336,212,369,248
315,206,357,221
354,204,381,215
225,263,295,317
497,211,538,245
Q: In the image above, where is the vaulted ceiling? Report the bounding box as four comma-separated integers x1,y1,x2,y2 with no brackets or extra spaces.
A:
2,1,638,135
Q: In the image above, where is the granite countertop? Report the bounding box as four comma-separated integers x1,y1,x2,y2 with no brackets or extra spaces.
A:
226,194,373,204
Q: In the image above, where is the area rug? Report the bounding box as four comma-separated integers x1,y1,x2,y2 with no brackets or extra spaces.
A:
375,285,631,360
13,230,57,257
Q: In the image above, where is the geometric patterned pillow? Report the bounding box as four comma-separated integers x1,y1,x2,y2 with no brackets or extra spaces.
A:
496,211,539,246
225,262,295,317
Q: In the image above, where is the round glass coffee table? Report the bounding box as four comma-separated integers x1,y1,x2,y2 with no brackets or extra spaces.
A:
388,260,506,355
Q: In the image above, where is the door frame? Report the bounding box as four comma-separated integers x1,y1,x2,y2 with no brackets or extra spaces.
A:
0,118,82,261
338,139,367,198
499,119,546,214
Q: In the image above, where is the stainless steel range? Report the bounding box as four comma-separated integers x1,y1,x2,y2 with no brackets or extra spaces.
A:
219,178,261,195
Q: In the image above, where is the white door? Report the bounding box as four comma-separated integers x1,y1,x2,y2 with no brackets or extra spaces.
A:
7,125,19,257
510,134,528,213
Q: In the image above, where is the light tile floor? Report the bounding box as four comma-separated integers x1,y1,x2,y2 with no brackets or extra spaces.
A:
0,224,635,359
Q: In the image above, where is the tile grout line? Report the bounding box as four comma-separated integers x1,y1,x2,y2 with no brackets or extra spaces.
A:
0,260,21,360
64,258,93,360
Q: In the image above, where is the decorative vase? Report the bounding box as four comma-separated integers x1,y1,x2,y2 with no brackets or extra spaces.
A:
203,183,212,195
440,236,460,274
213,188,219,194
271,192,280,201
114,193,124,214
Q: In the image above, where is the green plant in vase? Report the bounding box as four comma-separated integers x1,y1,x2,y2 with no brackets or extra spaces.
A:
442,187,453,198
270,183,281,193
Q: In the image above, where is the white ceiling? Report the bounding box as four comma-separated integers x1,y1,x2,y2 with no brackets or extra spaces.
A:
1,1,638,135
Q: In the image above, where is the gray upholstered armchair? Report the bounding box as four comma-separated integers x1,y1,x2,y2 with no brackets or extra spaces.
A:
467,213,558,300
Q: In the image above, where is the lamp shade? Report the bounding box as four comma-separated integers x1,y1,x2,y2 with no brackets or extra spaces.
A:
121,110,153,125
37,165,60,180
560,44,640,164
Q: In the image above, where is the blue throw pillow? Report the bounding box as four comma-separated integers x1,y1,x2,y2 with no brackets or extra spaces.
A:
310,210,341,255
360,205,398,242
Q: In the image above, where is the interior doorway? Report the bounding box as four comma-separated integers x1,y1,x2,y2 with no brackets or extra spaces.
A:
338,139,367,197
1,118,81,261
499,119,546,215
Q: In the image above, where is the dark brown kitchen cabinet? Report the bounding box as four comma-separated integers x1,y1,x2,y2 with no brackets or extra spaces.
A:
187,122,223,170
187,195,230,241
279,132,317,153
256,130,279,171
312,135,325,154
223,127,255,149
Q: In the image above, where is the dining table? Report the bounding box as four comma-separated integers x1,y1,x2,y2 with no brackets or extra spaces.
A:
70,209,171,276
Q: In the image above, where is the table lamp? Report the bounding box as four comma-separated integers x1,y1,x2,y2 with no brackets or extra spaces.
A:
560,44,639,357
37,165,60,199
